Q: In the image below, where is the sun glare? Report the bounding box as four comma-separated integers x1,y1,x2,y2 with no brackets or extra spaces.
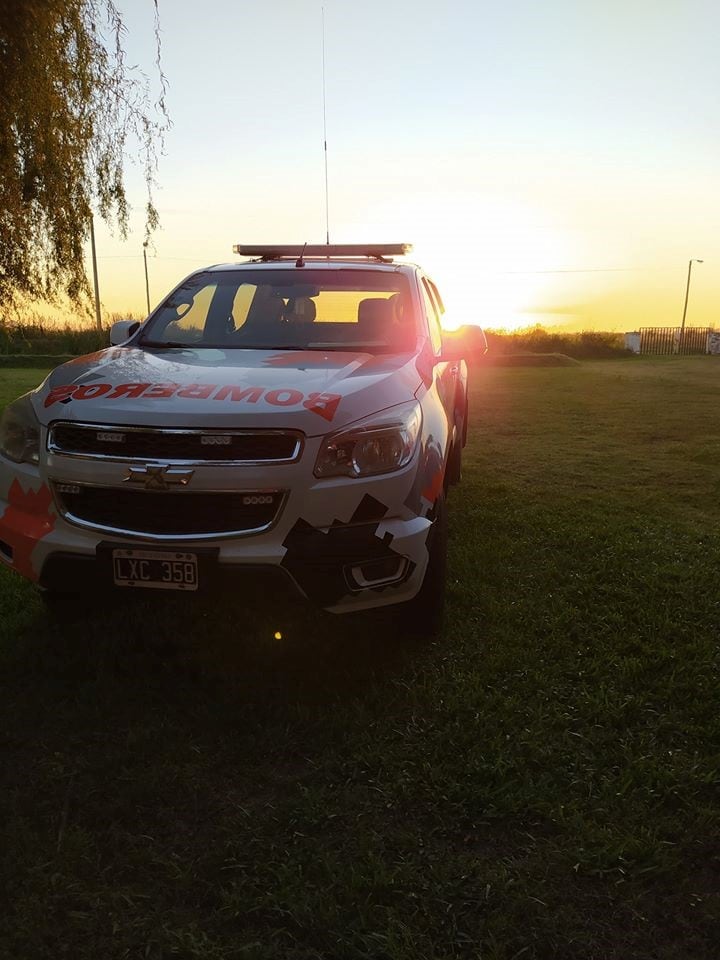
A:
419,200,573,332
351,194,576,333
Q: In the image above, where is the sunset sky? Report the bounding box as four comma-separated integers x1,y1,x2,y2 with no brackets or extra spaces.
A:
90,0,720,332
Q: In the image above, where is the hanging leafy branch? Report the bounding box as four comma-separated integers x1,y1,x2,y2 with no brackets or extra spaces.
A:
0,0,170,307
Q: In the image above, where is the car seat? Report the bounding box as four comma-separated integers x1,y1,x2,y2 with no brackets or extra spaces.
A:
284,297,317,323
357,298,393,340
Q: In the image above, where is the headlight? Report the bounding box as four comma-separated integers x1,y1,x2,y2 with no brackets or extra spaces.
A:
0,394,41,464
314,400,422,478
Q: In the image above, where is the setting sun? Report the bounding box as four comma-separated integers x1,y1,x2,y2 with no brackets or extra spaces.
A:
407,197,575,331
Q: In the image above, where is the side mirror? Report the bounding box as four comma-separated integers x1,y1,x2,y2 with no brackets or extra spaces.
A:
109,320,141,345
439,324,487,361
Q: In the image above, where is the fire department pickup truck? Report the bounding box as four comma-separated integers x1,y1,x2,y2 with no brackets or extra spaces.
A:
0,244,480,633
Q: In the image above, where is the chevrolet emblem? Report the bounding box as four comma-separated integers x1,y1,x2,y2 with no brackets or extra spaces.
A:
124,465,195,490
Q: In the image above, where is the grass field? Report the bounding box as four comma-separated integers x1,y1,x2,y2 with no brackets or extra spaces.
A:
1,359,719,959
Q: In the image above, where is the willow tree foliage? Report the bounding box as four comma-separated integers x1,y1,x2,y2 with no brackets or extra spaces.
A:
0,0,169,307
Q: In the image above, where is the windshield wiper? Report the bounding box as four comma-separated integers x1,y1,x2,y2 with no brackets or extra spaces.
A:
140,341,382,351
306,342,378,349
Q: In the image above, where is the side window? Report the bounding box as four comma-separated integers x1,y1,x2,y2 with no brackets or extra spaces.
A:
231,284,257,330
156,283,217,343
421,277,443,354
426,278,445,316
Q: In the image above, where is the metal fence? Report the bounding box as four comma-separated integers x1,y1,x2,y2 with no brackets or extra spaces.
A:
638,327,711,356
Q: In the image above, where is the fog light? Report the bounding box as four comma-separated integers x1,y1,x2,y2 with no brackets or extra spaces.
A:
56,482,81,495
347,556,408,589
0,540,13,563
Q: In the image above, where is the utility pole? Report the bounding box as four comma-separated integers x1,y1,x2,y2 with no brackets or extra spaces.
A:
143,242,151,314
322,6,330,245
678,258,704,353
89,215,102,334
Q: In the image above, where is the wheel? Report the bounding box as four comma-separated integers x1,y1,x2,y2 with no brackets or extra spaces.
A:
446,395,468,487
447,429,462,486
398,490,448,639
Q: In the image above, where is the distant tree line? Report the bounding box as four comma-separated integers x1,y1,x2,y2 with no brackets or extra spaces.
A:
445,324,629,361
0,317,631,364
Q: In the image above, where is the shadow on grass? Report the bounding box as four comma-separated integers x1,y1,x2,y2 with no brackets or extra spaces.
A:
2,580,433,748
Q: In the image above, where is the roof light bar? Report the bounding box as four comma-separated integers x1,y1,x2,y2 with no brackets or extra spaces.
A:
232,243,412,260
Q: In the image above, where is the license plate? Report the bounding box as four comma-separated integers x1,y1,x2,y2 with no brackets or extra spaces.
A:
112,549,199,591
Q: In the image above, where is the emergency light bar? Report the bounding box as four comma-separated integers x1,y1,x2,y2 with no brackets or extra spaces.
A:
232,243,412,260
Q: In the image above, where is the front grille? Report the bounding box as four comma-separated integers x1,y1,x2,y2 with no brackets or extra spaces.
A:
49,423,302,463
54,484,285,539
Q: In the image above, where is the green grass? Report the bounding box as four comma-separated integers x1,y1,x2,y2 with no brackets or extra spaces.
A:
1,359,719,959
0,368,50,406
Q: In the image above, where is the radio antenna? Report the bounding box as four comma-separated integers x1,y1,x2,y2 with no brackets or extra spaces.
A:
322,6,330,245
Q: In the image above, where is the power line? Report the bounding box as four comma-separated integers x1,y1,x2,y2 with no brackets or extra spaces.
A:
94,255,219,262
497,267,659,275
92,258,671,274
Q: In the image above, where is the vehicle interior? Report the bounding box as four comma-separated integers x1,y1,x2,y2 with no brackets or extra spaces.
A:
142,271,418,352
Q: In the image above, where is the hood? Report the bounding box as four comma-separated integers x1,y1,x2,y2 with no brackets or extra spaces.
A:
33,346,422,435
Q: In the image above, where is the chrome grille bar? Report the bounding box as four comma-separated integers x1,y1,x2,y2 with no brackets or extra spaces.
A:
48,423,303,465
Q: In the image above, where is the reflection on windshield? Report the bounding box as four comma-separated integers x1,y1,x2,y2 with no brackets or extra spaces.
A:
139,269,416,353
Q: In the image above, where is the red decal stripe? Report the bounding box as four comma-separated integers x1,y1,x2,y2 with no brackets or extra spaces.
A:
0,480,55,581
41,383,342,421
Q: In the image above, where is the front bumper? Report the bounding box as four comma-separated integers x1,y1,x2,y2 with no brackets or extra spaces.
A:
0,453,434,613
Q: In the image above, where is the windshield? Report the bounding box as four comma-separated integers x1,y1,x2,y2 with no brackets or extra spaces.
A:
140,269,417,352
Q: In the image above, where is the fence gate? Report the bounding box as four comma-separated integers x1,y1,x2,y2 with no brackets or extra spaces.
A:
639,327,710,356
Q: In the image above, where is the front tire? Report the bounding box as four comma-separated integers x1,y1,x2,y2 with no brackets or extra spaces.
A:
447,429,462,486
400,491,448,638
447,395,468,487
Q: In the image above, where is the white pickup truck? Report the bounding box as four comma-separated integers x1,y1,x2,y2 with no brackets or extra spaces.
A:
0,244,480,633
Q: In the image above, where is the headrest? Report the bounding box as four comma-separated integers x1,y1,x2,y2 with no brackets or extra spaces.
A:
247,288,284,325
358,298,393,335
285,297,316,323
387,293,407,323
